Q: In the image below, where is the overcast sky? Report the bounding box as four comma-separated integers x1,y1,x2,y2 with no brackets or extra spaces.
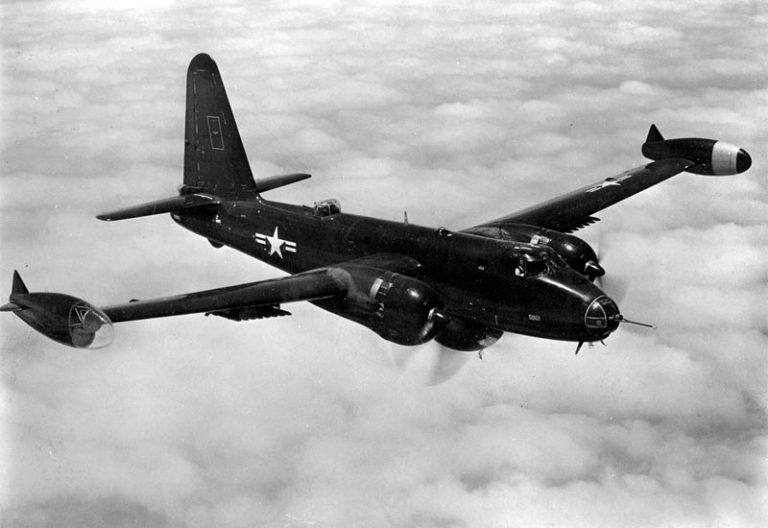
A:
1,1,766,527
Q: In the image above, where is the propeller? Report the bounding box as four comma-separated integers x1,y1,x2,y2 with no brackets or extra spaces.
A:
386,340,475,386
427,344,473,386
589,216,630,303
596,274,630,304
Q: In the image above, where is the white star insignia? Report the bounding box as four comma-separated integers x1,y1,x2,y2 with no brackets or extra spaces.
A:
586,180,622,193
265,226,285,257
254,226,297,259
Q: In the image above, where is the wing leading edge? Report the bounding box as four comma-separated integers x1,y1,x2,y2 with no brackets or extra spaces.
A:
465,158,694,234
103,268,346,323
3,256,420,348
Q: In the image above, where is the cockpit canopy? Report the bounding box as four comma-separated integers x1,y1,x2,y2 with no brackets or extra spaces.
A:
314,198,341,217
514,249,565,278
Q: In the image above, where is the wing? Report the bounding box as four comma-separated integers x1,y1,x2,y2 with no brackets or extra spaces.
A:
4,256,418,348
464,158,694,233
103,268,345,323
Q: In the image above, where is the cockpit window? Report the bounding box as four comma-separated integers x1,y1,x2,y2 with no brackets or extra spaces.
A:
515,250,565,278
314,198,341,217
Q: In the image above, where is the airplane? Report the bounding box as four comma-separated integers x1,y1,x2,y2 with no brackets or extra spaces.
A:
2,53,752,358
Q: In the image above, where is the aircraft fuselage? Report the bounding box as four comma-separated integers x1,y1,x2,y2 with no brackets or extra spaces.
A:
173,196,615,344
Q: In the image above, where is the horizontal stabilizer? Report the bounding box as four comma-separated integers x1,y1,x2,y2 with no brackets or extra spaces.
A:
253,173,311,193
97,194,219,221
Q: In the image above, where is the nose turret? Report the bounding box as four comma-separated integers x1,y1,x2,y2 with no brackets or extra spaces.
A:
584,296,620,338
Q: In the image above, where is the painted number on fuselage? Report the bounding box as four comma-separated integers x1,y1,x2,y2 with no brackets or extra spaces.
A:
207,115,225,150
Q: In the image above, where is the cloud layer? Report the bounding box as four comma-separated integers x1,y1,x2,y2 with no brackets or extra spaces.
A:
1,1,766,527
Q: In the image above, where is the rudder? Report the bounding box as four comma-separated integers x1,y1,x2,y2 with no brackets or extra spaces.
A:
184,54,256,196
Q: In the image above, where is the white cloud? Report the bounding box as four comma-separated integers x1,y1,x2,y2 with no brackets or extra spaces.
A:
1,1,766,527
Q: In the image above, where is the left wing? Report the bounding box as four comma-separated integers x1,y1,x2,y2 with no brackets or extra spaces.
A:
464,158,693,233
3,268,348,348
103,268,344,322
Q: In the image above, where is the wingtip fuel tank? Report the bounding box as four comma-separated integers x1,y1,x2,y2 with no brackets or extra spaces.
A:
4,271,113,348
642,124,751,175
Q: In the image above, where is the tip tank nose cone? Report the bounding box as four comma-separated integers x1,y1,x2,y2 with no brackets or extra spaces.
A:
737,149,751,172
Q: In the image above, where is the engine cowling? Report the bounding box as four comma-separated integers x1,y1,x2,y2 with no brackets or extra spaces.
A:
327,264,442,346
525,229,602,279
468,224,603,279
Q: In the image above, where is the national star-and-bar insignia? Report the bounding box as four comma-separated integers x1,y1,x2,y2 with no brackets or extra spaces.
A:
585,180,621,193
254,226,297,259
585,173,633,193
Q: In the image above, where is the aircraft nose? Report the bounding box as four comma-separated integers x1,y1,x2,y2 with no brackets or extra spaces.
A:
584,296,621,336
737,149,751,173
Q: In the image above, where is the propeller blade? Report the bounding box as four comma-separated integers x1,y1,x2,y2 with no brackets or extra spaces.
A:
591,214,631,302
386,341,474,386
596,274,630,303
388,343,416,369
427,344,472,386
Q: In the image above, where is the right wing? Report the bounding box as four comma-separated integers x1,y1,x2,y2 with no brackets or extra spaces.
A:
464,158,694,233
103,268,345,323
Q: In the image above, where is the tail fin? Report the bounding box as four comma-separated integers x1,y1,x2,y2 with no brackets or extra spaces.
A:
645,124,664,143
2,270,29,311
12,270,29,295
184,53,256,196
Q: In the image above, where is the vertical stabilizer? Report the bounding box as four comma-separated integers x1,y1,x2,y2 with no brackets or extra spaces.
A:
12,270,28,295
184,54,256,196
645,124,664,143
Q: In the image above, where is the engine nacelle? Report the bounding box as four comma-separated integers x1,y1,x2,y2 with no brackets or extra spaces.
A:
435,317,503,351
8,293,114,349
521,227,603,279
327,264,442,346
642,124,751,176
468,224,604,279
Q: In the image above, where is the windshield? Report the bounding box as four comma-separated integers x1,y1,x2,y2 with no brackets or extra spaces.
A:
314,198,341,217
515,249,565,278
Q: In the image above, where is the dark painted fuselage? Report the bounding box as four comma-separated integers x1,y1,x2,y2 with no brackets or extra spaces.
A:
173,195,616,343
